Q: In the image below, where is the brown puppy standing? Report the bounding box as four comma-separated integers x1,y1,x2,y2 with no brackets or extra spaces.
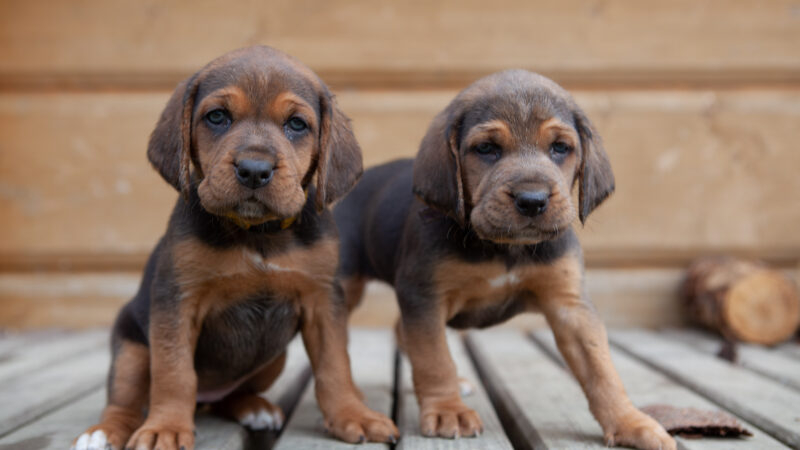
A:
72,46,398,450
334,70,675,449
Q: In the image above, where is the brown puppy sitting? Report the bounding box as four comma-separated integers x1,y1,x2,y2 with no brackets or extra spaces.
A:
334,70,675,449
72,46,398,450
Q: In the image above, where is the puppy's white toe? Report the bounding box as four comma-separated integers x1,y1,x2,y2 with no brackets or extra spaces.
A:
72,432,90,450
88,430,108,450
239,405,284,431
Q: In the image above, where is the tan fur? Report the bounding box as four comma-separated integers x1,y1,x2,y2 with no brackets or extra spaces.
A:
433,254,581,319
72,341,150,449
171,237,339,318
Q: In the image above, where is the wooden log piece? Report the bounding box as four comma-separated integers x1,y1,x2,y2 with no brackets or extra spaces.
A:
682,257,800,345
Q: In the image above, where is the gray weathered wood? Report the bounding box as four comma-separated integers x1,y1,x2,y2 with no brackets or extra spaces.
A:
532,330,789,450
0,329,108,383
0,346,108,438
395,330,512,450
466,329,607,449
662,328,800,392
0,330,68,359
0,334,311,450
610,329,800,448
776,341,800,360
273,329,396,450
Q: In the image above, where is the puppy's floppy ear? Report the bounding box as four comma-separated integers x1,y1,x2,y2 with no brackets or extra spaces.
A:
147,74,200,199
412,110,467,225
574,107,615,223
314,89,363,210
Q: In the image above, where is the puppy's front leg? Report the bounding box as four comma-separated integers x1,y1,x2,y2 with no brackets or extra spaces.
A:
540,290,675,450
301,286,399,443
126,298,200,450
399,296,483,439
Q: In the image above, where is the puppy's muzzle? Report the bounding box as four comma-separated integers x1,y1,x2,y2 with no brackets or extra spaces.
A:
235,158,274,189
512,190,549,217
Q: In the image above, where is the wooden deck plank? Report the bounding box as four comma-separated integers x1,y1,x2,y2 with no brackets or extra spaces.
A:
0,331,61,357
466,329,607,449
0,346,108,438
273,329,395,449
532,330,789,449
0,329,107,382
610,329,800,448
0,335,310,450
395,331,512,450
776,341,800,360
662,328,800,392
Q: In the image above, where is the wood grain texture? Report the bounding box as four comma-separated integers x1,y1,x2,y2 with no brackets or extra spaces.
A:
395,331,512,450
532,330,789,450
610,329,800,448
0,335,310,449
273,329,395,450
661,328,800,392
1,1,798,89
0,346,108,437
0,329,107,382
1,90,799,262
466,329,607,449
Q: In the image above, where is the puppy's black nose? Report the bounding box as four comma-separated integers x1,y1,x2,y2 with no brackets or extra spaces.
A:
235,159,274,189
514,190,549,217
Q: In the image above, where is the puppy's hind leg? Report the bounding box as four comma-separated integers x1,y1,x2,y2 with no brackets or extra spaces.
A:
72,338,150,450
212,352,287,431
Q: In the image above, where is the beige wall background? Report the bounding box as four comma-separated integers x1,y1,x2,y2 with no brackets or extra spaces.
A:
1,0,798,329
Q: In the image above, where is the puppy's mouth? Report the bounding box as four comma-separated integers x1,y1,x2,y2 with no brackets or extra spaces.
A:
473,210,568,245
226,198,283,226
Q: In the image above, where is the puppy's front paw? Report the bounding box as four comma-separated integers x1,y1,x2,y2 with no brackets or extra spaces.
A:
72,426,126,450
605,408,676,450
324,402,399,444
73,413,141,450
125,420,194,450
420,397,483,439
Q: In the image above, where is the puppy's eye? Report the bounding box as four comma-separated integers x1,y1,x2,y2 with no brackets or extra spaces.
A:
285,117,308,133
204,109,231,128
550,141,572,156
474,142,500,161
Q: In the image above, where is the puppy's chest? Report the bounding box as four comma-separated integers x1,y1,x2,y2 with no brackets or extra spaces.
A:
436,261,538,304
435,256,581,317
173,238,338,306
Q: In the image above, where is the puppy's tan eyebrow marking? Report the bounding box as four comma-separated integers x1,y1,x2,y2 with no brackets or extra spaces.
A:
536,117,579,147
464,119,514,148
196,86,251,116
268,91,318,127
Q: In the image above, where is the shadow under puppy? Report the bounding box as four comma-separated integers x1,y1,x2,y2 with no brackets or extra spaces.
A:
73,46,398,450
335,70,675,450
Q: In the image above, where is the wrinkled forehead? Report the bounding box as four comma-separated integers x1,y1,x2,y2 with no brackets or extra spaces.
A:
194,51,322,116
458,76,576,139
